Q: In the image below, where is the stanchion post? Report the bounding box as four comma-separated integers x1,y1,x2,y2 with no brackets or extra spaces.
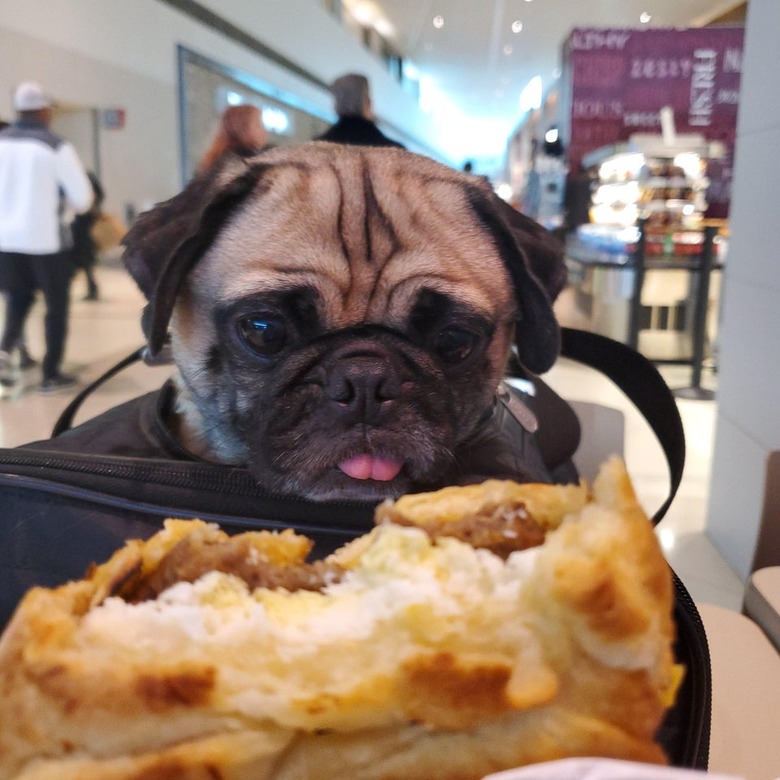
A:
627,219,647,351
674,225,717,400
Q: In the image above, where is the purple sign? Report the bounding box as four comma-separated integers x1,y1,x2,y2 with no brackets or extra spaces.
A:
566,27,744,217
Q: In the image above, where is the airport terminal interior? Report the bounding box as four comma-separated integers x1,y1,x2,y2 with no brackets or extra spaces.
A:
1,1,779,778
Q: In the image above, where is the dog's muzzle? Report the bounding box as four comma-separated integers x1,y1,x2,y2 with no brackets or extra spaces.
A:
319,341,408,481
323,346,402,424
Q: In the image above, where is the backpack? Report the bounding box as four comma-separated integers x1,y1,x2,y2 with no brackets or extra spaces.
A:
0,327,710,769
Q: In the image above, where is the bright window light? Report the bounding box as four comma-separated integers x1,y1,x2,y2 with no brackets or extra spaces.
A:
403,61,420,80
262,106,290,135
545,127,558,143
519,76,542,112
418,76,436,113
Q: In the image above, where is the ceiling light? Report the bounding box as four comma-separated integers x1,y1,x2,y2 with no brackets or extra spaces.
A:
433,15,444,29
373,17,395,37
545,127,559,143
495,183,513,202
503,44,513,55
350,3,374,25
640,12,652,23
511,20,523,33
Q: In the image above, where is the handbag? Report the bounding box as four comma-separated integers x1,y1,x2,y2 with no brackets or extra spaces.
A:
0,327,709,769
90,210,127,253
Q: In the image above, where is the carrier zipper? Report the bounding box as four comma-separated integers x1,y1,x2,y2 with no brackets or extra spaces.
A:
0,449,381,514
671,571,712,769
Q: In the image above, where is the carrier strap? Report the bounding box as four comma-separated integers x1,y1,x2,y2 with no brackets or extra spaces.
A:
560,327,686,523
51,348,146,438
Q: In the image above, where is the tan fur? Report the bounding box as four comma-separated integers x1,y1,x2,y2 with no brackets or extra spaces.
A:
178,163,515,329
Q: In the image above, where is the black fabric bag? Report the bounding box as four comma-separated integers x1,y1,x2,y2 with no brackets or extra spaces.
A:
0,327,710,769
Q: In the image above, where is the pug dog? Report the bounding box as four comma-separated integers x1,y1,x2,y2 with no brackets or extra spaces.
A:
122,143,567,501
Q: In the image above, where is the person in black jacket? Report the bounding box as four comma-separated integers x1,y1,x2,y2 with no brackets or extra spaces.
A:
315,73,404,149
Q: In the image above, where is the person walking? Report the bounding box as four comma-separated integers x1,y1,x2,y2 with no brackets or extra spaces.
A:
0,119,37,371
315,73,404,149
0,81,93,392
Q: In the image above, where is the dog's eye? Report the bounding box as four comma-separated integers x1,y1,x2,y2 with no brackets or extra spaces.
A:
433,326,477,364
238,316,287,357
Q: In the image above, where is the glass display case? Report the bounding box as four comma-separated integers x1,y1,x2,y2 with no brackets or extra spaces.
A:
565,135,727,373
572,134,722,263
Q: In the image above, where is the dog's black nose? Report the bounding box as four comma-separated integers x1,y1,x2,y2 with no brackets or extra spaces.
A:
325,355,401,423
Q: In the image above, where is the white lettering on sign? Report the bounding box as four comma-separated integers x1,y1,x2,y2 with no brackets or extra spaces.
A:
717,89,739,105
624,112,662,128
689,49,717,127
630,58,692,80
570,30,631,51
723,47,742,74
572,99,623,119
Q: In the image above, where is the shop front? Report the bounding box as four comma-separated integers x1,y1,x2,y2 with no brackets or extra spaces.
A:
558,26,744,385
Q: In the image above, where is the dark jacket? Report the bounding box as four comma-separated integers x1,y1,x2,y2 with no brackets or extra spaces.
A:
315,116,404,149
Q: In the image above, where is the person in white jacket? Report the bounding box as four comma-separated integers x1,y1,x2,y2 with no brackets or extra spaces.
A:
0,81,93,393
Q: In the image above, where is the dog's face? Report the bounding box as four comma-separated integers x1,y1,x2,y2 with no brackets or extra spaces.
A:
123,143,565,501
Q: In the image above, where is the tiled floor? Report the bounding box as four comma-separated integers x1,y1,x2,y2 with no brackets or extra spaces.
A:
0,264,745,610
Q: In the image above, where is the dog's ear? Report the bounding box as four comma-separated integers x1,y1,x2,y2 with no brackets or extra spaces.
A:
122,154,264,355
466,184,564,375
494,198,568,304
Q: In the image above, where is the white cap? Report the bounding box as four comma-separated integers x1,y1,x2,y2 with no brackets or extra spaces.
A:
13,81,53,111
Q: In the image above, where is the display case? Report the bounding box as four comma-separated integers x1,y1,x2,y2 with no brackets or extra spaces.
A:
564,135,726,388
573,133,723,261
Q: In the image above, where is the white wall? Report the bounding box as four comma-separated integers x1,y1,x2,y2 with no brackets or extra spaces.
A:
0,0,452,219
705,0,780,579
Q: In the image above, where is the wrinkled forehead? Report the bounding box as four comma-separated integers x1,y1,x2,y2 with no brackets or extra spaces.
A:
194,149,514,319
238,149,484,246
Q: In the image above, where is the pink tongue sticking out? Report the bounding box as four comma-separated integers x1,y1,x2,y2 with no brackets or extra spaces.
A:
338,454,403,481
